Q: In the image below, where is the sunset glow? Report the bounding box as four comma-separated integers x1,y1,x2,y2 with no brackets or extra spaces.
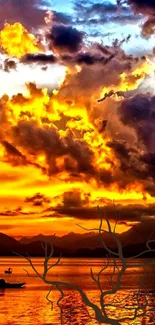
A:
0,17,155,237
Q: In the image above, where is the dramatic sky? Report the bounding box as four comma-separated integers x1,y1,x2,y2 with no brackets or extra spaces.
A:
1,0,155,237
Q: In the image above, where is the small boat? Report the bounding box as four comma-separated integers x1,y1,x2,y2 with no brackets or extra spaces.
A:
4,267,12,274
0,279,26,289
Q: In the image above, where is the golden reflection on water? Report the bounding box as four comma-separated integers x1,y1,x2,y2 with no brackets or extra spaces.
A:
0,288,154,325
0,258,154,325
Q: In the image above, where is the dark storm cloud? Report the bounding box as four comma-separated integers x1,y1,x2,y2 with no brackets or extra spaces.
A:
25,193,50,206
61,52,116,66
86,2,120,14
141,17,155,37
1,140,30,168
44,202,155,223
22,51,115,67
107,139,155,197
0,0,74,33
96,44,113,55
60,190,90,208
2,140,26,159
9,118,115,186
52,11,73,25
140,153,155,195
76,13,140,27
10,119,96,177
1,140,46,173
128,0,155,13
0,0,46,30
21,33,141,73
57,46,139,103
119,94,154,123
106,140,146,181
11,120,65,161
0,1,72,31
47,24,84,53
74,0,141,28
100,93,155,196
4,59,16,72
64,53,104,65
128,0,155,37
0,207,34,217
74,1,125,17
107,140,131,161
0,210,20,217
119,94,155,151
22,54,58,64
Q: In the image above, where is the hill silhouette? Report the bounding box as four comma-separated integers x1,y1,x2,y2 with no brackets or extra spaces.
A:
0,221,154,257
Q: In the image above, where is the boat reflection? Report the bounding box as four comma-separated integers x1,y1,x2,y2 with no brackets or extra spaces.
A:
0,289,5,296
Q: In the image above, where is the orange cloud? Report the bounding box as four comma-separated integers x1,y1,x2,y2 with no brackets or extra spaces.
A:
0,22,43,58
0,21,154,237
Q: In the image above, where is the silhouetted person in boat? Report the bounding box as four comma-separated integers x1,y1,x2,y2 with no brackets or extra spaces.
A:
4,267,12,274
0,278,26,288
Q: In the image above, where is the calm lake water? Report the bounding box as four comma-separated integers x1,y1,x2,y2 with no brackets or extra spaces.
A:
0,257,154,325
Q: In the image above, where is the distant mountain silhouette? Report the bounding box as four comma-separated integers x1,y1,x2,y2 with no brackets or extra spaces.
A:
0,232,23,255
0,234,66,257
19,233,58,245
120,222,155,246
19,231,115,254
0,221,155,257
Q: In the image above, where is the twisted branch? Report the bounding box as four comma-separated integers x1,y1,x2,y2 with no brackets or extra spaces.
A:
14,206,155,325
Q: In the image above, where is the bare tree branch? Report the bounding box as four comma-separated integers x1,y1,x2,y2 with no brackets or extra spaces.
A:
46,286,54,310
15,205,155,325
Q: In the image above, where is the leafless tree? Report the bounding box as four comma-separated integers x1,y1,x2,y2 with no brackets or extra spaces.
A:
14,206,155,325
